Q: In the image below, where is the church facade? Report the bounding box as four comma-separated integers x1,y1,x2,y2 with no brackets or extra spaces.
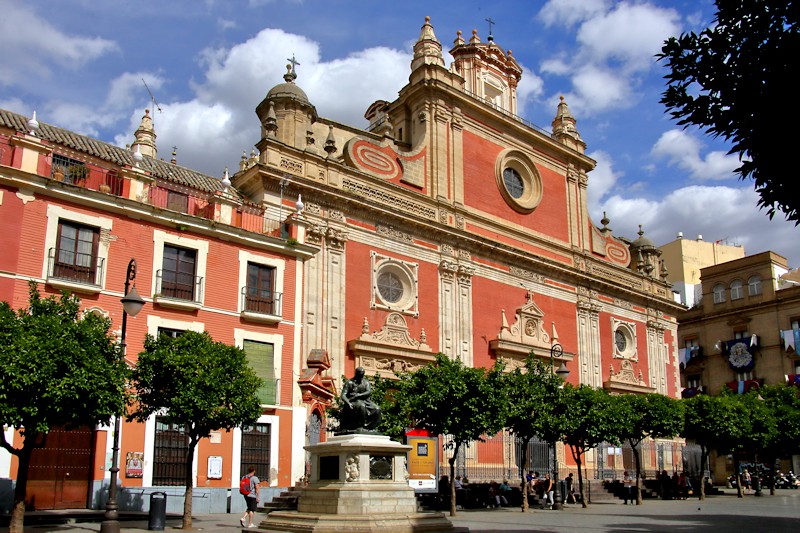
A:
0,17,683,513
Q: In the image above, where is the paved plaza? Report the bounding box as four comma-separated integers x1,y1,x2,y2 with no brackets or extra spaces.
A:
3,489,799,532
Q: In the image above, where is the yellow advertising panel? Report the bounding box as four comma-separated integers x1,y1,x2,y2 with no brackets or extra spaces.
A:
407,436,438,493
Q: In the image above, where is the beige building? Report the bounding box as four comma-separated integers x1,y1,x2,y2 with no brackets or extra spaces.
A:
678,251,800,478
660,233,745,308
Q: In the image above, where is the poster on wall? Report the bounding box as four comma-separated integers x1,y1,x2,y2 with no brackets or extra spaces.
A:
208,456,223,480
406,429,438,493
125,452,144,478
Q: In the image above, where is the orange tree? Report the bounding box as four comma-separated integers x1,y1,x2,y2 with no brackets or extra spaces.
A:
0,283,127,533
128,331,262,530
386,353,507,516
503,356,565,512
560,385,623,508
617,393,684,505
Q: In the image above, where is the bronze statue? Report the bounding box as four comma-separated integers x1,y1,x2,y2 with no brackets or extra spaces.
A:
339,367,382,433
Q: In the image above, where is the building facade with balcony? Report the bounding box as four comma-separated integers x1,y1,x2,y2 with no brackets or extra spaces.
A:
1,17,689,512
677,251,800,478
0,108,321,513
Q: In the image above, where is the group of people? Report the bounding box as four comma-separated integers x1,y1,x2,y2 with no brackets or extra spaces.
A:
658,469,693,500
525,471,578,508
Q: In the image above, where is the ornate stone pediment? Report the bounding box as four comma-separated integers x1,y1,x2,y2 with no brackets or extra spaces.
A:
347,313,435,379
489,292,573,368
603,359,654,394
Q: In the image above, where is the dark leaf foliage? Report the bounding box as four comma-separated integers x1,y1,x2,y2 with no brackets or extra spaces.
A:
659,0,800,223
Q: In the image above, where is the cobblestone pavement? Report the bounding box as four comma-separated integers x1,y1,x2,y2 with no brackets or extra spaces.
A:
3,488,799,532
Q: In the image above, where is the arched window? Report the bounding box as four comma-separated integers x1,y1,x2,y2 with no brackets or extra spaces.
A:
712,283,726,304
748,275,762,296
730,279,743,300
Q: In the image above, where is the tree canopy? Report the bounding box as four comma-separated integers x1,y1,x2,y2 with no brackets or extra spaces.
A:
503,356,567,511
560,385,623,507
617,393,684,504
0,283,128,533
659,0,800,224
129,330,262,529
387,353,507,516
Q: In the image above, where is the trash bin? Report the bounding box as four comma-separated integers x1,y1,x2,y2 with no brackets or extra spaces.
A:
148,492,167,531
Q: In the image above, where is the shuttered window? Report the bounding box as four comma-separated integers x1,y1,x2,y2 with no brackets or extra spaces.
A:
243,340,276,404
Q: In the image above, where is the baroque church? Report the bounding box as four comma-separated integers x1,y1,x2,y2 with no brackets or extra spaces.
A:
0,17,682,513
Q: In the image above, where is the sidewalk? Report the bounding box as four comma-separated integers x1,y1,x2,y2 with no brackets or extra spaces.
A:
3,489,799,532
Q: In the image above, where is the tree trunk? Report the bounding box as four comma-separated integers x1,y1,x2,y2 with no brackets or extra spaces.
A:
630,439,643,505
569,444,587,508
9,446,33,533
183,436,198,530
734,456,743,498
698,447,707,501
448,443,460,517
520,437,531,512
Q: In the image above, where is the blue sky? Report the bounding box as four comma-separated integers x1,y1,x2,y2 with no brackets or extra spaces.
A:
2,0,797,268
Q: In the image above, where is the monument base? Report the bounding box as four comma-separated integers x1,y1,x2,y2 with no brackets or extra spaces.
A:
258,434,452,532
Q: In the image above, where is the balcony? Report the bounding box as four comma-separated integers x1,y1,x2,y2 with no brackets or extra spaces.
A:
46,248,104,294
154,270,203,310
240,287,282,324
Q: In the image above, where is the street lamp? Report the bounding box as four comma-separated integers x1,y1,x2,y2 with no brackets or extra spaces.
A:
100,259,145,533
550,340,569,510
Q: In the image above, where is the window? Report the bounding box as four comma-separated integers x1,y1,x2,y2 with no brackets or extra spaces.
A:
52,221,100,284
372,253,418,316
494,149,543,213
730,279,743,300
243,340,276,404
160,245,197,301
152,416,188,486
792,319,799,330
686,377,701,389
239,423,271,482
502,168,524,199
245,263,278,315
44,206,112,293
736,370,754,381
748,275,762,296
612,319,636,359
712,284,726,304
157,327,185,339
734,330,750,340
166,191,189,213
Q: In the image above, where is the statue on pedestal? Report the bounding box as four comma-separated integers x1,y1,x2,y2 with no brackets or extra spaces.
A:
338,367,382,433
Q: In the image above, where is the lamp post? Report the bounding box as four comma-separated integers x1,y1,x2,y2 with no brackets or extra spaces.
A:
100,259,145,533
550,342,569,510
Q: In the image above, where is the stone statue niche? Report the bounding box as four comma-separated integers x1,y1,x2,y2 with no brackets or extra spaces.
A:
337,367,382,434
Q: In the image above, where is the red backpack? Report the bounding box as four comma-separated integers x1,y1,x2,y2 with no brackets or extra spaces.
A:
239,475,251,495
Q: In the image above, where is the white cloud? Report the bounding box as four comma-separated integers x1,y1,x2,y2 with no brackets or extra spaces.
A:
0,1,117,86
597,185,800,268
576,2,681,72
651,129,738,181
586,150,622,212
107,28,409,174
539,0,610,28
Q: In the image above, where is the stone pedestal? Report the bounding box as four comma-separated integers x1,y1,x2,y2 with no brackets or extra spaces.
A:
260,434,452,532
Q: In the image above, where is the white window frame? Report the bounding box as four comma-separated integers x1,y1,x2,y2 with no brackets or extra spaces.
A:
231,414,280,488
611,318,638,360
238,250,285,323
730,279,743,300
44,205,113,293
234,328,283,407
151,229,208,309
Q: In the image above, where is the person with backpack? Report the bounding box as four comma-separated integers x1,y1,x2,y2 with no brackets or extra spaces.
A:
239,466,260,528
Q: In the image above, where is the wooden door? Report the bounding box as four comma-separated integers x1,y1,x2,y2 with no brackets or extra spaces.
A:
26,426,94,509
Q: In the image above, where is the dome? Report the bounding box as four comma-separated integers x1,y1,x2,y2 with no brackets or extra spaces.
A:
266,81,310,103
630,225,656,251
